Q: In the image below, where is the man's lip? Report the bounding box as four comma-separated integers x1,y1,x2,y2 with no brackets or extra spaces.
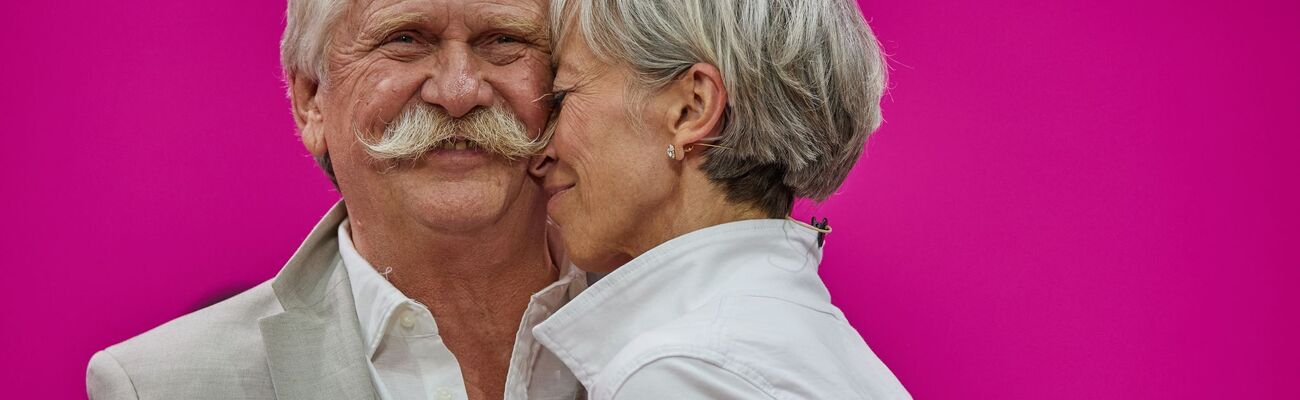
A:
421,146,492,172
429,147,486,154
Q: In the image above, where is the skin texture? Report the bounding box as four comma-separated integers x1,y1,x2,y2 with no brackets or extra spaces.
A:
287,1,557,399
538,29,769,274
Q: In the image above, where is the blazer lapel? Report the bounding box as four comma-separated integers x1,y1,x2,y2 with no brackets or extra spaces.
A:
258,202,378,400
260,292,377,400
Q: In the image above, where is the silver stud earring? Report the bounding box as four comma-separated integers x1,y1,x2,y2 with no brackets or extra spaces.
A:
666,144,677,159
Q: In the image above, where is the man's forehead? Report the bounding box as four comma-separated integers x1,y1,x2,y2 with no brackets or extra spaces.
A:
344,0,548,46
352,0,547,25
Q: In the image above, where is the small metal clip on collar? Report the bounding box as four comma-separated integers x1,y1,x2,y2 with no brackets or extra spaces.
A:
810,217,830,247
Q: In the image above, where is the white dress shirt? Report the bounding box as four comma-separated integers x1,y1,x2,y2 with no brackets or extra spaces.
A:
339,219,587,400
533,219,911,399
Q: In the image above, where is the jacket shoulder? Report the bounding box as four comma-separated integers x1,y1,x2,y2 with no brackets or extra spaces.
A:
89,280,283,399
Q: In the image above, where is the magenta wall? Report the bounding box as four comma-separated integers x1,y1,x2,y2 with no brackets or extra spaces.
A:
2,1,1296,398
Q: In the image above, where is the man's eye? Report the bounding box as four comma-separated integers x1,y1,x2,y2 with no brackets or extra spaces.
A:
387,33,417,44
495,35,520,45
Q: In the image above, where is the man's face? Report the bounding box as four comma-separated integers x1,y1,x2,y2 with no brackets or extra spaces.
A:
300,0,552,231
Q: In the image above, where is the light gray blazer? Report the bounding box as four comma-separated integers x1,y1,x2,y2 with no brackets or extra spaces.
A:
87,203,380,400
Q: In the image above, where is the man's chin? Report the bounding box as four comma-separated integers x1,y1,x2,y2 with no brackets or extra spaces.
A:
401,181,516,229
366,157,538,231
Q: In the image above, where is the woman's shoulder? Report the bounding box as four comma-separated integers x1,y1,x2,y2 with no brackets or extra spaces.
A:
598,353,778,400
592,295,910,400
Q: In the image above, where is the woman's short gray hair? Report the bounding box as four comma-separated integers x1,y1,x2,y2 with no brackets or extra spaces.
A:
552,0,887,215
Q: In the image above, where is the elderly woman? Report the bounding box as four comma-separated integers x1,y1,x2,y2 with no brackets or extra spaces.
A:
531,0,908,399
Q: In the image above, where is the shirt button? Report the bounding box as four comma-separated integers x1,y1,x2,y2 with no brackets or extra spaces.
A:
435,387,452,400
400,312,416,329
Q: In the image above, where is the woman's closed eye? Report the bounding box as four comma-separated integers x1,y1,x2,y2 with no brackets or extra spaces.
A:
549,90,569,112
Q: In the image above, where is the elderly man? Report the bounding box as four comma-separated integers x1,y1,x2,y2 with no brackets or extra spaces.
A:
86,0,581,399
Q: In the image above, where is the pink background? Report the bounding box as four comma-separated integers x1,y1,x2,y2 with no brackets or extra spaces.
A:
1,0,1296,398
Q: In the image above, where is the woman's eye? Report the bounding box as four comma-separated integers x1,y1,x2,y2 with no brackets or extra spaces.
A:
495,35,520,45
549,90,568,110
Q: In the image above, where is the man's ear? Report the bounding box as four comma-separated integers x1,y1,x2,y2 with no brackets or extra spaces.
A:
665,63,728,151
288,73,327,157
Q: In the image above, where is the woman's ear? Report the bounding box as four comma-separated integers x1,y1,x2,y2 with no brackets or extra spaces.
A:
666,63,728,149
289,73,328,157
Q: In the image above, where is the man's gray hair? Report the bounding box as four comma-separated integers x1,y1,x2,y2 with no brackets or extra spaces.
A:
281,0,346,86
280,0,346,185
552,0,887,215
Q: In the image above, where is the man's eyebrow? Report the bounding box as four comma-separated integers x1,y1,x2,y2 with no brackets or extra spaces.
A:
360,13,431,40
478,13,549,46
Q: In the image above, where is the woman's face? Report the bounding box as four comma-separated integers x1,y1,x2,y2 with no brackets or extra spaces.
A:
541,37,680,273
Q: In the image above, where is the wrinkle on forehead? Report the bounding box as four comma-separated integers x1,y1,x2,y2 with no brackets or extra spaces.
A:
553,31,608,89
353,0,546,26
338,0,551,50
321,0,555,127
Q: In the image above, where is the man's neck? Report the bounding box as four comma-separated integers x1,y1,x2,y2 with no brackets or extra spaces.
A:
346,202,558,400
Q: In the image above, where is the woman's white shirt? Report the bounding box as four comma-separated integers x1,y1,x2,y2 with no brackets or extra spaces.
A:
533,219,911,400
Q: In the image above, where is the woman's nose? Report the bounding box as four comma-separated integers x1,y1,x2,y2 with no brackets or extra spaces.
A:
529,131,560,178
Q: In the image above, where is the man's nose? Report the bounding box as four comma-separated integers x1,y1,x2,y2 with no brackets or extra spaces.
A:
421,44,493,117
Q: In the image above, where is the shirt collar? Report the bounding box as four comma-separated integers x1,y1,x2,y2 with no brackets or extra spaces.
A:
338,218,589,358
338,219,414,358
531,219,826,385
